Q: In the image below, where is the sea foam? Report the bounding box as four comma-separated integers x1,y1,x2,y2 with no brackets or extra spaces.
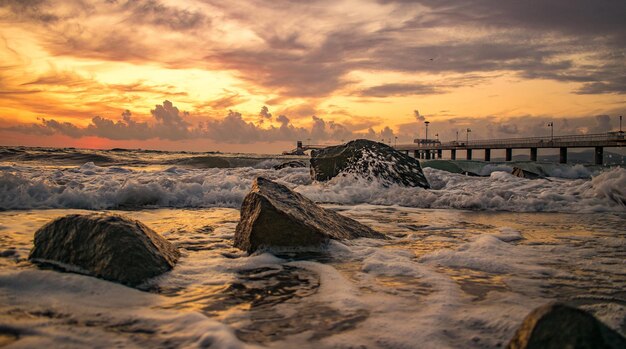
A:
0,162,624,213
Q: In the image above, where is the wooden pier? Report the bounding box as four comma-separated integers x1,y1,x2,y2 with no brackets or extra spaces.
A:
394,132,625,164
286,132,625,164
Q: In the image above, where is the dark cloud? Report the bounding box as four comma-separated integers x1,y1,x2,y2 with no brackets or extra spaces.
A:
5,100,396,143
198,92,247,110
150,100,191,140
3,0,626,98
357,83,444,97
0,0,59,23
406,1,626,41
576,77,626,95
121,0,207,31
259,106,272,119
86,110,151,140
497,123,519,135
414,110,425,122
10,118,83,137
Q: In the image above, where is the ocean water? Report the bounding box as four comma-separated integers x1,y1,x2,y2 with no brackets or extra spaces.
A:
0,147,625,348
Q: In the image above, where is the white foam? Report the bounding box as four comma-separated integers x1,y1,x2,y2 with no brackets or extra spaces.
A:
1,162,625,213
0,269,257,349
419,235,554,275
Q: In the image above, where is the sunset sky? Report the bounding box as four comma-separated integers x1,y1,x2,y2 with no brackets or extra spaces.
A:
0,0,624,153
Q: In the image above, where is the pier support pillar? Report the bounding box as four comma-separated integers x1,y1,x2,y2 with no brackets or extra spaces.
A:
450,149,456,160
466,149,473,160
505,148,513,161
425,150,431,160
437,149,442,159
559,147,567,164
484,149,491,162
413,150,418,158
530,147,538,162
594,146,603,165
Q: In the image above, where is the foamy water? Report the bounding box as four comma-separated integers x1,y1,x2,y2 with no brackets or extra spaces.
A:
0,208,624,348
1,160,625,212
0,148,625,348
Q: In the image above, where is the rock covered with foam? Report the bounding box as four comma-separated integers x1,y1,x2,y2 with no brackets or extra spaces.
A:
29,213,179,287
273,160,307,170
234,177,386,253
310,139,430,188
507,302,626,349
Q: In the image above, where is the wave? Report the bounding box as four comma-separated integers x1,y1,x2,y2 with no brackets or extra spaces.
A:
1,161,625,213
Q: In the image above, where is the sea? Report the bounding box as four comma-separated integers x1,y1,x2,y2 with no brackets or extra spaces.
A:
0,146,624,348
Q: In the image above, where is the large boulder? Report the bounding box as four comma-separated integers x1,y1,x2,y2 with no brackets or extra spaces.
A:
507,302,626,349
310,139,430,188
234,177,386,253
29,213,179,287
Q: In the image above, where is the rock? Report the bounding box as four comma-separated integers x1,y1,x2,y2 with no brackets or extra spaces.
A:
29,213,179,287
234,177,386,253
310,139,430,188
273,160,307,170
507,302,626,349
512,167,547,180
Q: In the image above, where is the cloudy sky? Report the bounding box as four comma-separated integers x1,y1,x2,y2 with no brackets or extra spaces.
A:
0,0,624,152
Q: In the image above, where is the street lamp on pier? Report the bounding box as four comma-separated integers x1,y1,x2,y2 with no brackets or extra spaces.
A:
456,130,459,142
466,128,471,145
435,133,439,141
424,121,430,142
620,115,623,133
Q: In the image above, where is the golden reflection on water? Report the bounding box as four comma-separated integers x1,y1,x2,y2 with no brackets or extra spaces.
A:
1,206,624,343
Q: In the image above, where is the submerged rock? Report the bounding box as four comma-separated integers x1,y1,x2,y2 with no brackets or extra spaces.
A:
29,213,179,287
310,139,429,188
234,177,386,253
507,302,626,349
512,167,547,180
273,160,307,170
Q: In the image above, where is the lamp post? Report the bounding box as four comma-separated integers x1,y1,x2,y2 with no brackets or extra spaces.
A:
547,122,554,141
424,121,430,142
466,128,471,145
435,133,439,141
620,115,623,133
456,130,459,142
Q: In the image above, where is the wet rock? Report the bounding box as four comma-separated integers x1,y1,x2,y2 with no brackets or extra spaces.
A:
273,160,307,170
310,139,429,188
29,213,179,287
234,177,386,253
507,302,626,349
511,167,547,180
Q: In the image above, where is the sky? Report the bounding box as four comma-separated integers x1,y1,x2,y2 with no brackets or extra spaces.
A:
0,0,624,153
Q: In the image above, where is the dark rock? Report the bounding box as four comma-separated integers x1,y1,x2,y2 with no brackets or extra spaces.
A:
29,213,179,287
273,160,307,170
507,302,626,349
310,139,429,188
511,167,548,180
234,177,386,253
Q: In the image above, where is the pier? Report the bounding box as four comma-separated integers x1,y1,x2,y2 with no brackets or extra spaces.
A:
395,132,625,164
287,132,625,164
